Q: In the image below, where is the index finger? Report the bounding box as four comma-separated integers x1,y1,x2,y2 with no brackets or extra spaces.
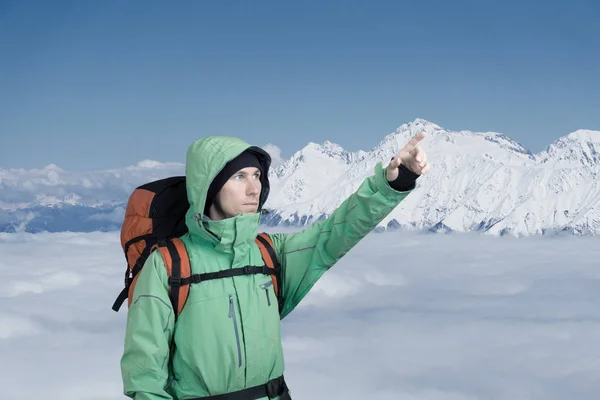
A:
405,132,426,151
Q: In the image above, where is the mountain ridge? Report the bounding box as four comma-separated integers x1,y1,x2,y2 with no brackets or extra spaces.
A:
2,119,599,236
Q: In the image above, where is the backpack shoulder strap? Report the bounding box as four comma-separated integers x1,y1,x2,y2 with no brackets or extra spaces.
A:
255,232,284,315
153,234,279,318
156,238,191,319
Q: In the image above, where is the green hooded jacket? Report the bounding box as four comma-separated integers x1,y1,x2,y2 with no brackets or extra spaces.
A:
120,136,414,399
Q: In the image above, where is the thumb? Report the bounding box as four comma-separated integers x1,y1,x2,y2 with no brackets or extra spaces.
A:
388,156,401,170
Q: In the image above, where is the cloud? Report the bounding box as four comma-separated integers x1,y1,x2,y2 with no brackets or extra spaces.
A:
0,313,44,339
0,162,185,210
262,143,283,168
1,230,600,399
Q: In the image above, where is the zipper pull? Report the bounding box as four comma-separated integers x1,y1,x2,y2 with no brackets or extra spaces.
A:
229,295,234,317
260,281,273,306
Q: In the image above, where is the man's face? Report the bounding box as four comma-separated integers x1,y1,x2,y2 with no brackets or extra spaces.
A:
210,167,262,220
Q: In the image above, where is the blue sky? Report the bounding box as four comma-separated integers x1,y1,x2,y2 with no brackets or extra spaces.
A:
1,0,599,171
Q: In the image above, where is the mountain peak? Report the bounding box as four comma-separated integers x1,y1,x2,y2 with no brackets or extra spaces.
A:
409,118,441,127
539,129,600,166
383,119,533,159
566,129,600,142
298,140,350,161
396,118,443,134
304,140,344,150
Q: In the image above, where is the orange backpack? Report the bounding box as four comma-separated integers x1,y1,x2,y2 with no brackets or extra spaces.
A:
112,176,283,318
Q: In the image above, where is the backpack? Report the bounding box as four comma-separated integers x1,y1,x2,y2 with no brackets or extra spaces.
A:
111,176,284,318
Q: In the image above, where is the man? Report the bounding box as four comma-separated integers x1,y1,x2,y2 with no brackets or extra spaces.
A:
120,133,430,399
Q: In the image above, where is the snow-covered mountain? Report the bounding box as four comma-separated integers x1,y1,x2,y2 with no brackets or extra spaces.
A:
0,161,185,232
0,161,185,211
265,119,600,236
2,119,599,236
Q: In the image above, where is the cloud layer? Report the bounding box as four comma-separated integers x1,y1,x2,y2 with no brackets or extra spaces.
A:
1,229,599,399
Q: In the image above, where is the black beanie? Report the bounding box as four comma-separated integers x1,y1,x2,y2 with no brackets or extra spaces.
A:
204,150,264,214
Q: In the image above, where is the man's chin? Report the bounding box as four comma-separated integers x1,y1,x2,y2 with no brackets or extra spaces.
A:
240,206,259,214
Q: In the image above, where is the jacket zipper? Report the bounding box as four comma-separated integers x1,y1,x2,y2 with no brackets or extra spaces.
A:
260,280,273,306
229,295,242,367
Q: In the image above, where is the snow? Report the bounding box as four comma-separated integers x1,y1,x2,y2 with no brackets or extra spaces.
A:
1,229,599,399
266,119,600,236
1,119,599,236
537,129,600,167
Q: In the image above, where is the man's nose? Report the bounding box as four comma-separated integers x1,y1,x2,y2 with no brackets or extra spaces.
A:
247,179,260,195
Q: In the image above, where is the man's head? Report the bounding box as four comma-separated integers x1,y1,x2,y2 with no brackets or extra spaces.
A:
204,150,265,220
183,136,271,236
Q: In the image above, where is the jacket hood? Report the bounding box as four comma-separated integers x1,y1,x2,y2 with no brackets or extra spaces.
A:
184,136,271,245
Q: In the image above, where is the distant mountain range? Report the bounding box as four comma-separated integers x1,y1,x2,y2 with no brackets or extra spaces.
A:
2,119,599,236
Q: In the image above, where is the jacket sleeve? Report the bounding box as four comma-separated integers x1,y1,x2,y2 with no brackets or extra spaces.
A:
269,162,415,319
120,250,175,400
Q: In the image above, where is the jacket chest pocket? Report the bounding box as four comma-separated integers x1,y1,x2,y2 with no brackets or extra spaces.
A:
256,278,281,342
259,279,274,307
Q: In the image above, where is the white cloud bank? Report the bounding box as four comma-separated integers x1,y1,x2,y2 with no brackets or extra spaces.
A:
1,230,599,399
262,143,284,168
